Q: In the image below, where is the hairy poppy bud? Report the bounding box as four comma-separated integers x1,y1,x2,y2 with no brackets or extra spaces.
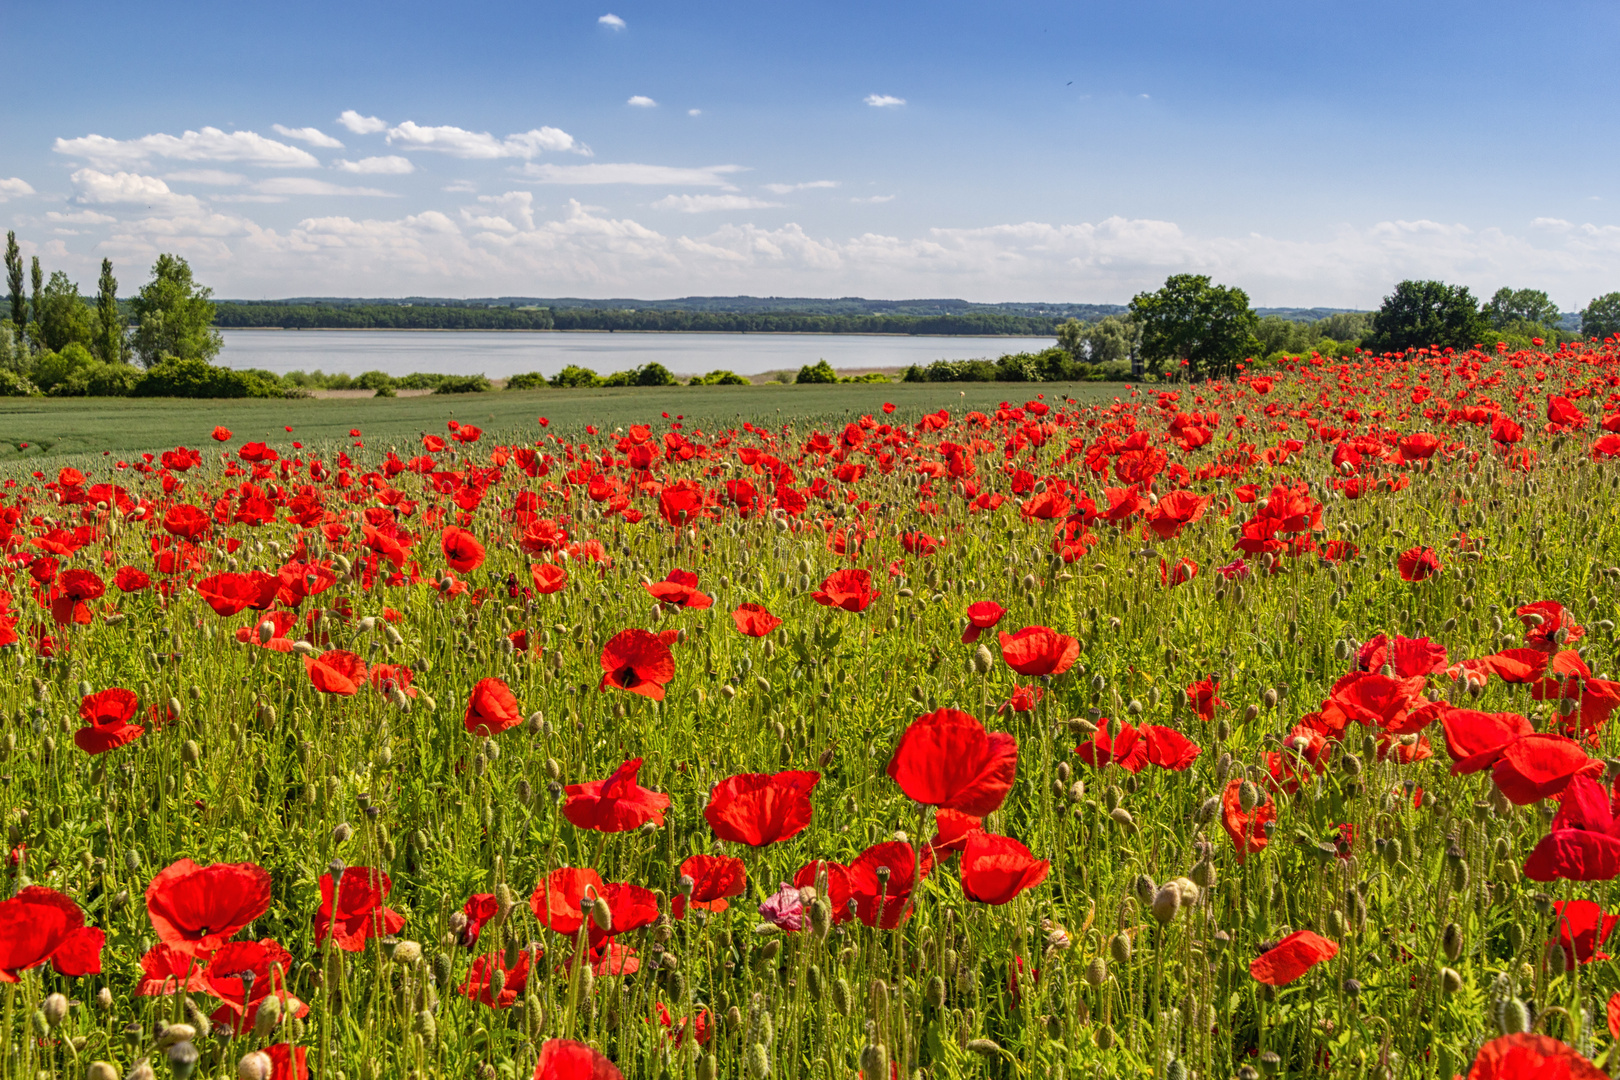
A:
1151,885,1181,925
332,822,353,844
832,978,853,1016
1238,780,1259,812
1084,956,1108,986
86,1065,119,1080
1439,967,1463,996
1497,995,1532,1035
1132,874,1156,906
237,1052,272,1080
1109,932,1132,965
591,895,613,933
859,1043,889,1080
810,899,832,941
40,993,67,1028
1442,922,1463,962
1095,1024,1116,1050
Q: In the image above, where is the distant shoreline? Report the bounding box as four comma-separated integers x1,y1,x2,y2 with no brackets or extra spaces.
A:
218,326,1053,339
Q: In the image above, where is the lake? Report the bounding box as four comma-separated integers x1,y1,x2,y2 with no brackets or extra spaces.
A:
217,328,1056,380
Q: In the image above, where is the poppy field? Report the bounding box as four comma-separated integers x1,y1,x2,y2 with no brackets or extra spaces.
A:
4,342,1620,1080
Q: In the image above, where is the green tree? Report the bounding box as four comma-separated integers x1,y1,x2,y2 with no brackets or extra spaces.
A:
130,254,222,368
795,359,838,384
550,365,602,388
1581,293,1620,340
28,257,42,342
95,258,127,363
1128,274,1259,379
632,361,678,387
1363,280,1490,353
35,271,95,354
4,233,22,330
1483,287,1560,330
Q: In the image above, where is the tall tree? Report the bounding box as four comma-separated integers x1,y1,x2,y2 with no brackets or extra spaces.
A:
130,254,222,367
1483,287,1560,329
1363,280,1489,353
36,271,95,354
28,256,42,335
1582,293,1620,340
95,258,126,363
3,233,22,330
1128,274,1259,379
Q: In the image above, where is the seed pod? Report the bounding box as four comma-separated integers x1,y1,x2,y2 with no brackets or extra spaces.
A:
166,1041,200,1080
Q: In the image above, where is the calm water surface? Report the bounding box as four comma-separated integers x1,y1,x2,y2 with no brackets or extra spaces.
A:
217,329,1055,379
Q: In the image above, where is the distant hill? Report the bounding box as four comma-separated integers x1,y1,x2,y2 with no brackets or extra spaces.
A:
223,295,1131,320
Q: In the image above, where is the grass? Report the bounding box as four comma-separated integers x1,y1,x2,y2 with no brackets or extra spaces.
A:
0,380,1118,464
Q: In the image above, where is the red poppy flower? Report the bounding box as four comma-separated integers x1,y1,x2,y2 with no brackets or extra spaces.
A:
1520,600,1586,652
811,567,879,612
563,758,671,833
0,887,104,981
928,809,985,854
999,684,1044,714
673,854,746,918
162,503,211,541
1491,734,1600,805
204,939,307,1034
531,563,568,594
960,832,1050,906
598,629,676,701
440,526,486,573
530,868,607,936
114,566,151,592
997,626,1079,677
961,600,1006,643
304,650,366,695
655,1003,713,1048
1462,1034,1603,1080
145,859,273,956
211,426,233,442
462,948,532,1010
457,893,500,947
645,568,712,609
1141,724,1202,771
1553,899,1617,967
1325,671,1428,733
1186,678,1225,723
848,841,927,929
1249,930,1338,985
313,867,405,951
370,663,419,700
1357,634,1448,678
464,677,522,735
75,687,145,755
1396,546,1441,582
593,881,659,941
535,1038,625,1080
196,571,280,617
792,860,854,923
1221,778,1275,864
135,944,210,996
1440,709,1534,774
1159,557,1198,587
731,603,782,637
1146,490,1212,540
1074,721,1147,773
703,770,819,846
237,611,298,653
887,708,1018,816
1524,776,1620,882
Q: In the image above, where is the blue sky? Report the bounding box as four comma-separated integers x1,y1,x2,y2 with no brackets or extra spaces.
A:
4,0,1619,307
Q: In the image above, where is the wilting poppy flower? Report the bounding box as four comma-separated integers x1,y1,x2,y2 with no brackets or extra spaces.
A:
1462,1034,1603,1080
960,832,1050,906
758,884,805,931
645,568,712,609
535,1038,625,1080
1221,778,1275,864
0,887,104,981
1524,776,1620,882
530,868,606,936
563,758,671,833
1396,546,1441,582
792,861,854,924
1074,720,1147,773
1552,900,1618,967
655,1002,713,1048
1491,734,1600,805
961,600,1007,643
887,708,1018,816
304,650,366,695
1440,709,1535,774
1186,678,1226,723
703,770,819,846
997,626,1079,677
145,859,273,956
464,677,522,736
456,894,500,947
1141,725,1202,771
812,567,879,613
730,603,782,637
462,948,532,1010
75,687,145,755
531,563,568,594
673,854,746,918
1249,930,1338,985
598,629,676,701
848,841,927,929
313,867,405,951
439,526,486,572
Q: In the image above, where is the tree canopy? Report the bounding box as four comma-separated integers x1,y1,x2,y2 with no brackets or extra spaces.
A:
1581,293,1620,340
1483,287,1560,329
131,254,221,368
1363,280,1489,353
1128,274,1259,379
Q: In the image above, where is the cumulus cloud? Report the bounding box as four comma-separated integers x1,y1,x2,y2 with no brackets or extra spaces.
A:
386,121,586,159
252,178,398,197
627,96,657,108
762,180,838,194
337,110,387,135
335,156,416,175
652,194,782,213
0,178,36,201
519,162,746,188
165,170,248,186
598,13,626,28
468,191,536,231
272,124,344,148
54,128,319,168
71,168,203,212
864,94,906,108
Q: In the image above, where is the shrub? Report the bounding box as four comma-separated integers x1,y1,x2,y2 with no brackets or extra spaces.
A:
633,362,678,387
795,360,838,384
692,369,750,385
600,370,633,387
31,343,98,393
505,371,550,391
432,375,492,394
395,373,446,391
0,368,39,396
848,372,890,383
550,365,601,389
354,370,396,392
133,358,280,398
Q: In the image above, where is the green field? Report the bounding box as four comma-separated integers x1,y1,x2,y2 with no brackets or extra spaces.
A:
0,380,1119,464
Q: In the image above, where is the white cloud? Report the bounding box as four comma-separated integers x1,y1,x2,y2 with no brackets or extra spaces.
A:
386,121,586,159
252,178,398,197
45,209,116,225
519,162,746,188
762,180,839,194
335,155,416,175
627,96,657,108
71,168,203,212
864,94,906,108
272,124,344,148
688,109,702,116
443,180,478,193
653,194,782,213
54,128,319,168
0,178,35,201
598,13,625,28
851,194,895,203
165,170,248,186
337,110,387,135
468,191,536,231
213,195,289,204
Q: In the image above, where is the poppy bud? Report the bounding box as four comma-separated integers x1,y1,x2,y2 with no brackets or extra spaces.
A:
1214,753,1232,785
413,1008,437,1045
1110,807,1136,832
1083,955,1108,986
1439,967,1462,996
87,1065,119,1080
1242,704,1259,723
1544,942,1567,976
1109,932,1132,965
1497,995,1532,1035
237,1052,272,1080
1190,858,1216,888
1151,885,1181,925
1258,1050,1281,1077
40,992,67,1028
1095,1024,1116,1050
1442,922,1463,962
333,822,353,844
1091,674,1106,693
832,977,852,1016
96,987,113,1013
591,895,613,933
858,1043,889,1080
810,899,832,941
1238,780,1259,812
